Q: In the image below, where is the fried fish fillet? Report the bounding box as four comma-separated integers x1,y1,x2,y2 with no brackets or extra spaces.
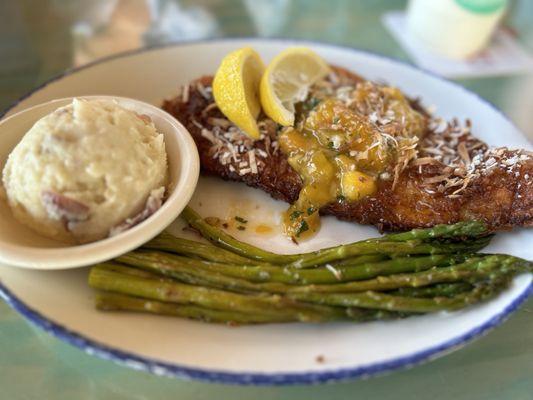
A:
162,68,532,232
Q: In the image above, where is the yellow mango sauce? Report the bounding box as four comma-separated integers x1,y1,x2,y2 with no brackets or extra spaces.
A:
278,85,426,241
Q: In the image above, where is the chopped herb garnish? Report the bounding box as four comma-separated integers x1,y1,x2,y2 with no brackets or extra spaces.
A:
237,226,246,231
328,141,334,149
296,220,309,237
305,97,320,110
332,116,340,124
235,216,248,224
290,210,303,221
307,206,315,215
337,194,346,202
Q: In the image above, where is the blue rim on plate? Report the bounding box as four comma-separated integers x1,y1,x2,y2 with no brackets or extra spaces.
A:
0,38,531,385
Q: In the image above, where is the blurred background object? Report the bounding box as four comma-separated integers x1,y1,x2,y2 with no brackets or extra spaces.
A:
243,0,291,37
144,0,220,45
1,0,532,138
383,6,533,79
406,0,509,59
68,0,149,65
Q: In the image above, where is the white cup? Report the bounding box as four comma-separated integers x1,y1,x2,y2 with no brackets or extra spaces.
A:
406,0,508,59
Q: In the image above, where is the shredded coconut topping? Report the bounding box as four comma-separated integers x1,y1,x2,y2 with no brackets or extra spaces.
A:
176,75,531,196
418,117,532,196
325,264,343,281
175,81,281,176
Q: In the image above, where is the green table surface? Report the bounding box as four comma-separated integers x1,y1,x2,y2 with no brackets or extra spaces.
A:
1,1,532,398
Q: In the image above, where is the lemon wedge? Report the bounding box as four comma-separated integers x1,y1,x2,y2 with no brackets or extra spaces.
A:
260,47,330,126
212,47,265,139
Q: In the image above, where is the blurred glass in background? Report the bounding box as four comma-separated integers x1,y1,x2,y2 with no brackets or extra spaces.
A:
407,0,509,59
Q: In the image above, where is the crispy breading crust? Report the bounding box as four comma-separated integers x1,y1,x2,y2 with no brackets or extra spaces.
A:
162,69,532,232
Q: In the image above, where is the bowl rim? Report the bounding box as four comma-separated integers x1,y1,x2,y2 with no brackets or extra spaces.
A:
0,37,531,385
0,95,200,269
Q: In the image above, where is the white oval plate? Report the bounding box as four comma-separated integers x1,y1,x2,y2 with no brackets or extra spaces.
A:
0,39,531,385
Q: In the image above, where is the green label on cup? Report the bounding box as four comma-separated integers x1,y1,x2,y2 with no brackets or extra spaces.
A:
455,0,507,14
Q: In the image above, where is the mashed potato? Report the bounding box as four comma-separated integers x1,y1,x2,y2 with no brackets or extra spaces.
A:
2,98,168,243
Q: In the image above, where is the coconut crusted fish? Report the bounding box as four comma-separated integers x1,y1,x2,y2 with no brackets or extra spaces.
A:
162,67,532,232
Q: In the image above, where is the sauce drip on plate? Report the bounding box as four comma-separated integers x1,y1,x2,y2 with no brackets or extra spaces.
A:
279,83,426,241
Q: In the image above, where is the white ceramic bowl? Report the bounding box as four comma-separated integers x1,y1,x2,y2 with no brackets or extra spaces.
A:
0,96,199,269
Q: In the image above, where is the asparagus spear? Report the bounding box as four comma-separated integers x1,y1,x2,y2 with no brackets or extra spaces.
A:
181,206,491,267
287,237,491,268
100,262,217,289
89,266,348,322
143,232,264,265
91,266,414,322
144,231,389,269
290,277,512,313
91,255,529,322
114,252,515,296
291,254,468,282
389,282,473,298
112,256,294,294
380,221,488,242
117,251,465,286
287,255,530,294
180,206,296,264
90,208,528,324
95,291,409,324
95,292,295,324
99,261,165,280
116,251,529,296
